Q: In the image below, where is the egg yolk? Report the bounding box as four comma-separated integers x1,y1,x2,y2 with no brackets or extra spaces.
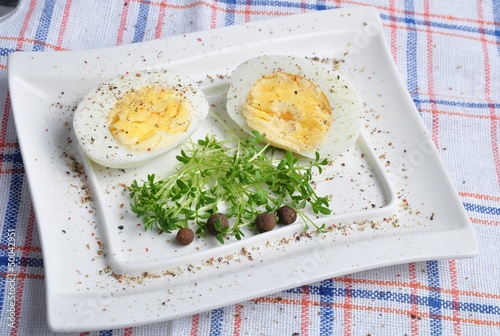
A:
241,72,332,154
108,85,192,152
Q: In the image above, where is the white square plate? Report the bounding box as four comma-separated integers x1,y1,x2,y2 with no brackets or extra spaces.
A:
8,7,477,332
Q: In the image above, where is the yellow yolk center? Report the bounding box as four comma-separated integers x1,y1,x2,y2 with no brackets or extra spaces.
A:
108,85,192,152
241,72,332,154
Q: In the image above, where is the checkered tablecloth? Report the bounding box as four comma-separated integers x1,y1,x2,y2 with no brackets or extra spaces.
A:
0,0,499,335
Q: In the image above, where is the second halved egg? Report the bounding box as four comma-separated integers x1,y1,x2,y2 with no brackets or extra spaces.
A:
226,55,363,159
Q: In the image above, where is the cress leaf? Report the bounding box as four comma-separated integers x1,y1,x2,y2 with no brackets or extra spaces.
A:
128,126,331,243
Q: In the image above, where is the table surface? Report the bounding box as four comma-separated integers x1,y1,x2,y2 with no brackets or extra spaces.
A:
0,1,499,335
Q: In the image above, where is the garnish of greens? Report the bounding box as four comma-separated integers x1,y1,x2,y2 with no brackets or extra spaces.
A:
129,119,332,244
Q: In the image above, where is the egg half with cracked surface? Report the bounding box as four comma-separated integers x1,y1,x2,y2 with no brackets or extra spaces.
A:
73,69,209,168
226,55,363,159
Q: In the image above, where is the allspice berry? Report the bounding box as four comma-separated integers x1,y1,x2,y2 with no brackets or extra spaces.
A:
255,212,276,232
206,213,229,235
176,228,194,246
276,205,297,225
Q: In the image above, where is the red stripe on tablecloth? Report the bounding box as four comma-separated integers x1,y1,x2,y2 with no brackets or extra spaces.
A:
409,263,419,335
10,209,36,336
300,285,310,336
56,0,73,47
117,0,131,45
300,0,307,13
470,217,500,226
0,93,11,175
477,1,500,186
459,192,500,201
424,0,439,148
1,36,67,51
123,327,134,336
411,90,498,101
233,303,243,336
190,313,200,335
255,296,500,327
244,0,252,23
210,0,217,29
0,272,44,280
389,0,397,61
449,260,461,335
16,0,36,50
0,244,41,253
381,22,498,46
419,108,500,120
0,169,26,175
333,277,500,299
343,276,353,336
154,0,167,39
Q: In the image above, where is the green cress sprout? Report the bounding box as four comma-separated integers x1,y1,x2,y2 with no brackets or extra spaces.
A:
129,122,332,244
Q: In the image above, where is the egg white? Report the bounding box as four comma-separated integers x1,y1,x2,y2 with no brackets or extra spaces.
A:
226,55,363,159
73,69,209,169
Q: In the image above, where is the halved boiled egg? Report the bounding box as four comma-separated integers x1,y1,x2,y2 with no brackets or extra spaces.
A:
226,55,363,159
73,69,209,168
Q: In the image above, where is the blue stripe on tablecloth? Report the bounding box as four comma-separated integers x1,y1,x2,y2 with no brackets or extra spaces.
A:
98,330,113,336
0,48,15,57
209,307,224,335
415,99,500,109
315,0,328,11
492,0,500,55
0,148,23,262
463,203,500,215
404,0,420,113
458,301,500,314
1,172,22,238
0,153,23,163
224,0,236,26
133,1,150,43
379,13,497,37
20,257,43,268
294,285,500,315
217,0,332,11
319,279,334,335
0,168,23,318
426,260,443,335
32,0,56,51
0,257,43,268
